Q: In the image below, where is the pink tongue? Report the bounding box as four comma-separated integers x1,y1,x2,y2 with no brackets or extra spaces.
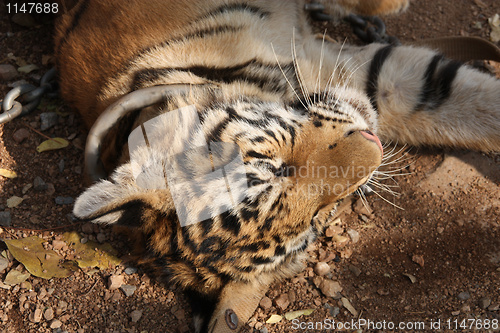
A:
360,130,383,157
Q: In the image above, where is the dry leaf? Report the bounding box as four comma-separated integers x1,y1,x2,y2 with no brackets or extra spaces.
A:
266,314,283,324
0,169,17,179
3,270,30,286
36,138,69,153
489,14,500,43
61,232,121,269
7,196,23,208
3,237,74,279
284,309,315,321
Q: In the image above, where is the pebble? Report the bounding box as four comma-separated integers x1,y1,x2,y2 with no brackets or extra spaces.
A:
120,284,137,297
12,128,30,143
81,223,94,234
348,265,361,277
130,310,143,323
96,232,106,243
33,176,48,192
319,279,343,298
40,112,59,131
58,159,65,173
44,307,54,321
0,256,9,273
0,212,12,227
11,13,37,27
52,240,66,251
458,291,470,301
124,267,138,275
29,308,43,323
0,64,18,81
259,327,268,333
314,262,330,276
50,319,62,329
259,296,272,310
479,297,491,309
488,304,499,311
274,294,290,310
347,229,360,243
55,197,74,205
108,275,124,290
353,198,373,217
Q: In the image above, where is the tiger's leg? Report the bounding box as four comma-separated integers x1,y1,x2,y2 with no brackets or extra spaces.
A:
313,0,410,18
301,40,500,152
206,280,269,333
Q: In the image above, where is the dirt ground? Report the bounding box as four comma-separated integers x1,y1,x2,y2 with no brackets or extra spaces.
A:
0,1,499,332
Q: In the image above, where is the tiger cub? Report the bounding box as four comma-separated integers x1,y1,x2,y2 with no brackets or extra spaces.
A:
54,0,500,332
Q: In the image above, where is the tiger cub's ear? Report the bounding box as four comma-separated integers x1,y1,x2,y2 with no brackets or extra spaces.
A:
73,166,175,227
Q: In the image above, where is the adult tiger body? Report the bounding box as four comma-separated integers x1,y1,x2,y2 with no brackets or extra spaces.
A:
53,0,500,332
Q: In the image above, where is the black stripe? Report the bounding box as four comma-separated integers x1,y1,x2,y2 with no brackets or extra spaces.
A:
415,54,444,110
366,45,394,112
202,3,270,20
103,25,242,95
414,56,462,111
435,60,461,108
130,61,293,94
246,150,271,159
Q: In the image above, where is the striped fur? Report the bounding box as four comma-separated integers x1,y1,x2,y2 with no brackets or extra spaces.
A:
54,0,500,332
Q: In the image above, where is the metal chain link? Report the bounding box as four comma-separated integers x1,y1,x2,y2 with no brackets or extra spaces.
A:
305,2,400,45
0,67,58,124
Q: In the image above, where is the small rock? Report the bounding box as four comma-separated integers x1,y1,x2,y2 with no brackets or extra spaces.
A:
479,297,491,309
50,319,62,329
461,305,471,313
0,256,9,273
353,198,373,217
274,294,290,310
0,64,18,81
130,310,143,323
80,237,88,244
44,307,54,321
124,267,138,275
259,327,268,333
341,297,358,316
81,223,94,234
324,225,343,238
55,197,74,205
0,212,12,227
319,279,342,298
12,128,30,143
52,240,66,251
96,232,106,243
451,310,461,316
259,296,272,310
11,13,36,27
314,262,330,276
33,177,48,192
488,304,499,311
108,275,124,290
120,284,137,297
40,112,59,131
458,291,470,301
58,159,65,173
348,265,361,277
172,308,185,320
20,281,32,289
412,254,425,267
22,184,32,194
29,308,43,323
346,229,360,243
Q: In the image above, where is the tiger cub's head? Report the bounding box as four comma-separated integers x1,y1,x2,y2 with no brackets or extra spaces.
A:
73,86,382,234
